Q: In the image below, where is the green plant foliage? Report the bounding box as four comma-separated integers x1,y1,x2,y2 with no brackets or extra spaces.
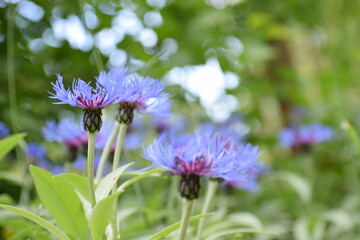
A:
0,133,26,161
55,173,90,202
95,163,134,202
0,204,71,240
29,166,88,240
89,192,122,240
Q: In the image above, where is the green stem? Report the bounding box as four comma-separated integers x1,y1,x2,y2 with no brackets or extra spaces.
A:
7,4,19,133
196,180,218,240
178,200,194,240
111,124,128,240
87,132,97,208
95,122,120,183
166,177,178,224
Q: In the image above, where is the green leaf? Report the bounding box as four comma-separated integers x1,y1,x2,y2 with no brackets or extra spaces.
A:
96,162,133,202
117,168,164,193
0,171,23,185
342,120,360,155
205,228,278,240
29,166,88,239
56,173,90,202
0,204,71,240
90,191,122,240
276,171,311,203
149,213,213,240
0,133,26,161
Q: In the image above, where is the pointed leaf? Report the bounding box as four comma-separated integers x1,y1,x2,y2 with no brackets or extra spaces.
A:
56,173,90,202
149,213,214,240
96,163,133,201
30,166,88,239
0,133,26,161
90,191,122,240
205,228,278,240
117,168,164,193
0,204,71,240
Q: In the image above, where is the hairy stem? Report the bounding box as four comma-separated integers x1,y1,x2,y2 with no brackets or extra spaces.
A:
95,122,120,183
87,132,97,208
196,180,218,240
178,200,194,240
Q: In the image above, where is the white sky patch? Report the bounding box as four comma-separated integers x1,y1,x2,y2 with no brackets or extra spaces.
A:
17,1,44,22
109,49,127,67
165,58,240,121
144,11,163,28
138,28,158,48
52,15,93,52
146,0,166,9
112,10,143,36
95,28,124,55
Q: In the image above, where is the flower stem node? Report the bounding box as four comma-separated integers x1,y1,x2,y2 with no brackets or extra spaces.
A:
83,108,103,133
116,102,136,125
179,174,200,200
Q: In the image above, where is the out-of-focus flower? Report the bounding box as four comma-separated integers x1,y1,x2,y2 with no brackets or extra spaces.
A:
143,131,260,200
279,123,333,148
27,143,47,164
222,162,267,192
0,122,10,139
42,117,87,162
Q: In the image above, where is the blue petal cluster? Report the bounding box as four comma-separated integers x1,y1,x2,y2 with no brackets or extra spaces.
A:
42,117,87,148
49,71,128,109
143,130,260,181
279,123,333,147
27,143,47,162
0,122,10,138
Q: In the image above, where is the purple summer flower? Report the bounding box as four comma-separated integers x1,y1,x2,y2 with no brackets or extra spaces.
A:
27,143,47,164
143,131,260,199
42,118,87,148
49,73,126,109
222,162,268,192
279,123,333,147
0,122,10,138
96,116,146,151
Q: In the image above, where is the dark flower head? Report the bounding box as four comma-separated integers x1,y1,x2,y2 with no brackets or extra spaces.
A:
42,118,87,148
50,74,125,109
0,122,10,139
279,123,333,147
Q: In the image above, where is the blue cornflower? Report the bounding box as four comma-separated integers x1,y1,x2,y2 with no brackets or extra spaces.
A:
96,67,170,125
27,143,47,164
222,162,267,192
43,118,87,148
49,71,129,132
143,131,260,199
279,123,333,148
43,117,87,162
0,122,10,139
97,115,146,151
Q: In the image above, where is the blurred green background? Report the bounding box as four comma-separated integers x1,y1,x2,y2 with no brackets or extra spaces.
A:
1,0,360,239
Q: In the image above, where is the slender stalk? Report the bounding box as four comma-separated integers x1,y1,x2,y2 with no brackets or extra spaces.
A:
111,124,128,240
166,177,178,224
178,200,194,240
196,180,218,240
7,3,19,133
95,122,120,183
87,132,97,208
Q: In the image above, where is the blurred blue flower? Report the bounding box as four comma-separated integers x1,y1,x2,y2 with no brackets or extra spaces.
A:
42,117,87,148
279,123,333,147
96,116,146,151
27,143,47,163
49,73,128,109
0,122,10,139
222,162,268,192
143,131,260,181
